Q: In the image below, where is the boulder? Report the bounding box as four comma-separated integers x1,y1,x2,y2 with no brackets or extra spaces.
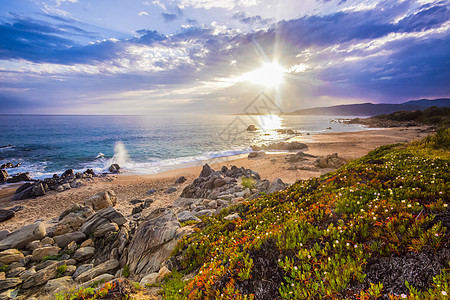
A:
0,231,9,241
31,246,61,261
44,276,73,293
75,259,119,283
176,211,200,223
246,125,258,131
146,188,156,195
224,213,240,221
175,176,187,184
0,170,7,184
6,173,32,183
22,261,66,289
248,151,267,158
53,205,94,236
0,249,24,265
0,222,46,251
19,267,36,282
41,237,54,245
165,187,177,194
93,222,119,238
72,247,95,262
0,210,14,223
54,232,86,248
0,278,21,292
315,153,346,169
84,190,117,211
31,183,46,197
61,169,74,179
72,264,93,279
199,164,214,178
194,209,215,217
26,241,42,251
80,207,126,236
7,267,26,278
267,178,287,194
108,164,120,174
126,208,184,275
140,272,160,286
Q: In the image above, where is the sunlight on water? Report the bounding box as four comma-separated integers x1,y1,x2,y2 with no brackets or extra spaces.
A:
258,114,282,131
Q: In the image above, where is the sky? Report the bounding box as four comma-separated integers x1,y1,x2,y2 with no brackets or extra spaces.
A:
0,0,449,114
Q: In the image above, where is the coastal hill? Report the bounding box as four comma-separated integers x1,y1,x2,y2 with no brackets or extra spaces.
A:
289,98,450,116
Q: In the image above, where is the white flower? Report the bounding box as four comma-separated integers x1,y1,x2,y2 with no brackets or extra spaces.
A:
401,294,407,298
442,291,447,296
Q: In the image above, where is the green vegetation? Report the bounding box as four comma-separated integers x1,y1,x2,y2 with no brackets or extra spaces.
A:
56,264,67,278
53,279,136,300
373,106,450,126
42,254,63,262
241,177,256,190
170,131,449,299
122,264,130,278
181,220,200,227
0,265,9,273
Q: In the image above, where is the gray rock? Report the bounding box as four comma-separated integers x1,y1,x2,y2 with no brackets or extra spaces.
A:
176,211,200,223
72,264,93,279
0,210,14,223
22,261,66,289
75,259,119,283
31,246,61,261
146,188,156,195
31,183,46,197
175,176,187,184
44,276,73,293
93,222,119,238
315,153,346,169
84,190,117,211
19,267,36,282
72,247,95,262
206,200,218,209
0,278,21,292
248,151,266,158
54,231,86,248
224,213,240,221
126,208,183,275
140,272,160,286
6,173,32,183
0,231,10,241
267,178,287,194
235,192,245,198
80,207,126,236
165,187,177,194
108,164,120,173
194,209,215,217
0,222,46,251
6,267,25,278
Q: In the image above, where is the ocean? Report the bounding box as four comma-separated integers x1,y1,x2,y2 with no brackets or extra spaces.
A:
0,114,369,178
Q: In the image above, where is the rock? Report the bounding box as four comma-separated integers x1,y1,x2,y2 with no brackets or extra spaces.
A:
26,241,42,251
6,173,32,183
41,237,54,245
175,176,187,184
84,169,95,177
0,278,21,292
0,170,7,184
140,272,160,285
84,190,117,211
147,188,157,195
132,206,143,215
199,164,214,178
44,276,73,293
73,247,95,262
130,199,143,205
79,274,114,289
235,191,245,198
0,288,20,300
268,178,287,194
72,264,93,279
159,266,171,278
0,249,24,265
31,246,61,261
206,200,218,209
22,261,65,289
7,267,25,278
80,207,126,236
176,211,200,223
165,187,177,194
61,169,75,179
54,205,94,236
251,141,307,151
18,267,36,282
75,259,119,283
248,151,267,158
0,210,14,223
0,273,4,280
93,222,119,238
80,239,93,248
232,197,245,204
54,232,86,248
108,164,120,174
63,265,76,277
224,213,240,221
66,242,77,254
315,153,346,169
0,231,9,242
126,208,184,275
31,183,46,197
194,209,215,217
246,125,258,131
70,180,83,188
56,183,71,192
0,222,46,251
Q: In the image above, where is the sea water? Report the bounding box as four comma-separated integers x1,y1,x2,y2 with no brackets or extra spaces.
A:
0,114,368,178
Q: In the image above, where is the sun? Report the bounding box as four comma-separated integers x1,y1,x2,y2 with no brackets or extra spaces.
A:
241,62,286,88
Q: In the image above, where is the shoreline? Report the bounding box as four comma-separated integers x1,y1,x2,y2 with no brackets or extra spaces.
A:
0,126,433,232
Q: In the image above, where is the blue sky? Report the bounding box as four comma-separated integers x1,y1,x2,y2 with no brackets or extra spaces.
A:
0,0,449,114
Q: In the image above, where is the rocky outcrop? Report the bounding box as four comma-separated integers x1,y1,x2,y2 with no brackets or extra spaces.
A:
0,278,22,291
315,153,346,169
126,208,187,276
108,164,120,174
84,190,117,211
0,170,7,184
52,204,94,236
0,249,24,265
80,207,126,236
0,222,46,251
248,151,267,158
0,210,14,223
75,259,119,283
53,232,86,248
6,173,32,183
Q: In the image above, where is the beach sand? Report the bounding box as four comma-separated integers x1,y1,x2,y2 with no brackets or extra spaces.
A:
0,126,432,232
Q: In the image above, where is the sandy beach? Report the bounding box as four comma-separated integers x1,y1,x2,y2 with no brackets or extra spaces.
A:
0,126,432,232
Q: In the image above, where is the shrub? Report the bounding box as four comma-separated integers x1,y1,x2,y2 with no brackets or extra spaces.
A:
241,177,256,190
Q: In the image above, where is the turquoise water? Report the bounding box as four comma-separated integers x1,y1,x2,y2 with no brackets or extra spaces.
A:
0,114,368,178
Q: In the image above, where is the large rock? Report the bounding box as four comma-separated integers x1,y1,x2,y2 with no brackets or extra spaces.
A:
84,190,117,211
251,141,307,151
315,153,346,169
246,124,258,131
0,210,14,223
0,222,46,251
108,164,120,174
75,259,119,283
72,247,95,262
54,204,95,236
44,276,74,293
6,173,32,183
53,231,86,248
72,264,93,279
0,170,7,184
80,207,126,236
0,249,24,265
79,274,115,289
126,208,185,275
31,246,61,261
22,261,66,289
176,211,200,223
267,178,287,194
93,222,119,238
0,278,21,292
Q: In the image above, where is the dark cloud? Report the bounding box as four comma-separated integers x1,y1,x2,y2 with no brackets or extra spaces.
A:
161,6,183,22
232,11,272,25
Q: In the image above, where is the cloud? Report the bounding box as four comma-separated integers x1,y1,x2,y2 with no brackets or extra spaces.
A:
161,6,183,22
232,11,273,26
138,11,149,16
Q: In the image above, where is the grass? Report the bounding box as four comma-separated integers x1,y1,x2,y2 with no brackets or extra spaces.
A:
169,130,450,299
241,177,256,190
56,264,67,278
